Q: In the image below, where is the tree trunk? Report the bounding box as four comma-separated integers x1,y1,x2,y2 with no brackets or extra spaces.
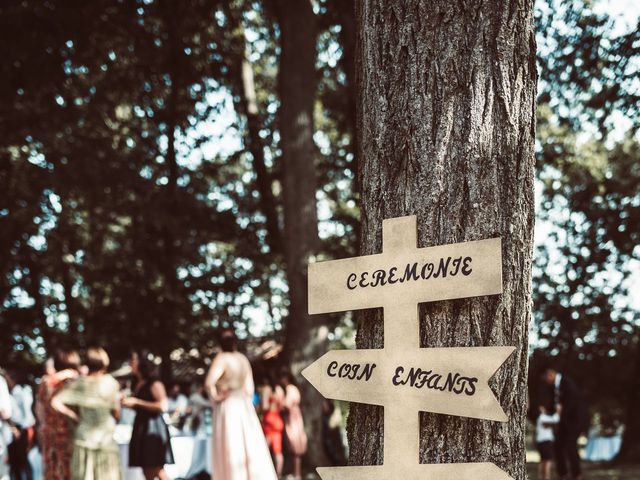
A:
31,269,52,353
617,337,640,462
224,2,282,253
348,2,536,479
270,0,330,468
60,207,81,341
239,50,282,253
335,0,358,191
61,260,79,339
160,0,181,381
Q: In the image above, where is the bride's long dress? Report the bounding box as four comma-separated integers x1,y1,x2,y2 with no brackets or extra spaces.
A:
210,353,277,480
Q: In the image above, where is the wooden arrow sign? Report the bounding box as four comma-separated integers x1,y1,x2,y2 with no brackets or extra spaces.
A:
308,222,502,315
316,463,513,480
302,345,514,422
305,216,514,480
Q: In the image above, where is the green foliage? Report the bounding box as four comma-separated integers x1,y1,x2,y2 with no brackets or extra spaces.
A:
533,0,640,437
1,0,262,368
537,0,640,135
0,0,358,373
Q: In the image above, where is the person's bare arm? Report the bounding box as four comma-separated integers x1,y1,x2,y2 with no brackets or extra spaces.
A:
261,385,272,411
0,377,12,421
243,361,255,397
50,395,79,423
275,385,286,410
205,355,227,402
111,380,121,421
284,385,299,410
122,381,168,413
111,395,122,421
190,393,210,409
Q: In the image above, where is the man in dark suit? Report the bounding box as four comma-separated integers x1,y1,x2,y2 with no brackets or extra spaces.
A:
542,367,588,480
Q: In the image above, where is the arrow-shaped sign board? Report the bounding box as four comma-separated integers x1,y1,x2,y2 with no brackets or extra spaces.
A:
316,463,513,480
308,231,502,315
305,216,515,480
302,346,514,422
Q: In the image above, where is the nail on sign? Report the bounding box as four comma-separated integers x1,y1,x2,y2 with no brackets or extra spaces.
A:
302,216,515,480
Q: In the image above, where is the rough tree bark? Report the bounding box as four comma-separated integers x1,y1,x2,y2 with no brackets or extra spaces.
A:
269,0,330,467
347,2,536,479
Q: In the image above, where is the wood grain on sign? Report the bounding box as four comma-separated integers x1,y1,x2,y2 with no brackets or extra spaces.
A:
308,216,502,315
304,216,514,480
316,463,513,480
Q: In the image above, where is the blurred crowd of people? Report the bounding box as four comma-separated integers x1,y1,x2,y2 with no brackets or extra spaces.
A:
0,366,36,480
0,329,347,480
0,336,606,480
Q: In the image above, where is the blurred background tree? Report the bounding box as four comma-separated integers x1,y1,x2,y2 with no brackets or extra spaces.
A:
533,0,640,461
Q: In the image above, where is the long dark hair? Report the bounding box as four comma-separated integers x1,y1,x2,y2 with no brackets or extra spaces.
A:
54,349,81,371
219,329,238,353
278,367,297,387
137,351,159,381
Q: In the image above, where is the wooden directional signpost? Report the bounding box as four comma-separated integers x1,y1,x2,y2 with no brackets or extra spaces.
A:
302,215,515,480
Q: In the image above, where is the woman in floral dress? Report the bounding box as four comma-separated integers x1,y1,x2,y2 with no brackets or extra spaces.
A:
36,350,80,480
52,347,122,480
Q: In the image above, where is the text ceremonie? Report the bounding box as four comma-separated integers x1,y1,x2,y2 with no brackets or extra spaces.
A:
346,255,473,290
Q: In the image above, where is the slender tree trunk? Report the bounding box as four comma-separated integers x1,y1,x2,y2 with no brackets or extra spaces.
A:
223,3,282,253
61,261,79,338
335,0,358,190
617,336,640,462
348,2,536,479
334,0,361,246
31,269,52,353
239,51,282,253
59,205,80,341
270,0,329,468
160,0,180,381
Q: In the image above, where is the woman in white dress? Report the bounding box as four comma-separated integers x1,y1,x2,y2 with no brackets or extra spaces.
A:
205,330,277,480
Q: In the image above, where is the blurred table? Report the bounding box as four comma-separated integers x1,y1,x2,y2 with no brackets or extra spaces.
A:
584,435,622,462
182,435,213,478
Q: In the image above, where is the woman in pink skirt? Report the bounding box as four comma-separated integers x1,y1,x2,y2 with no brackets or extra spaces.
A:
205,330,277,480
279,369,307,480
